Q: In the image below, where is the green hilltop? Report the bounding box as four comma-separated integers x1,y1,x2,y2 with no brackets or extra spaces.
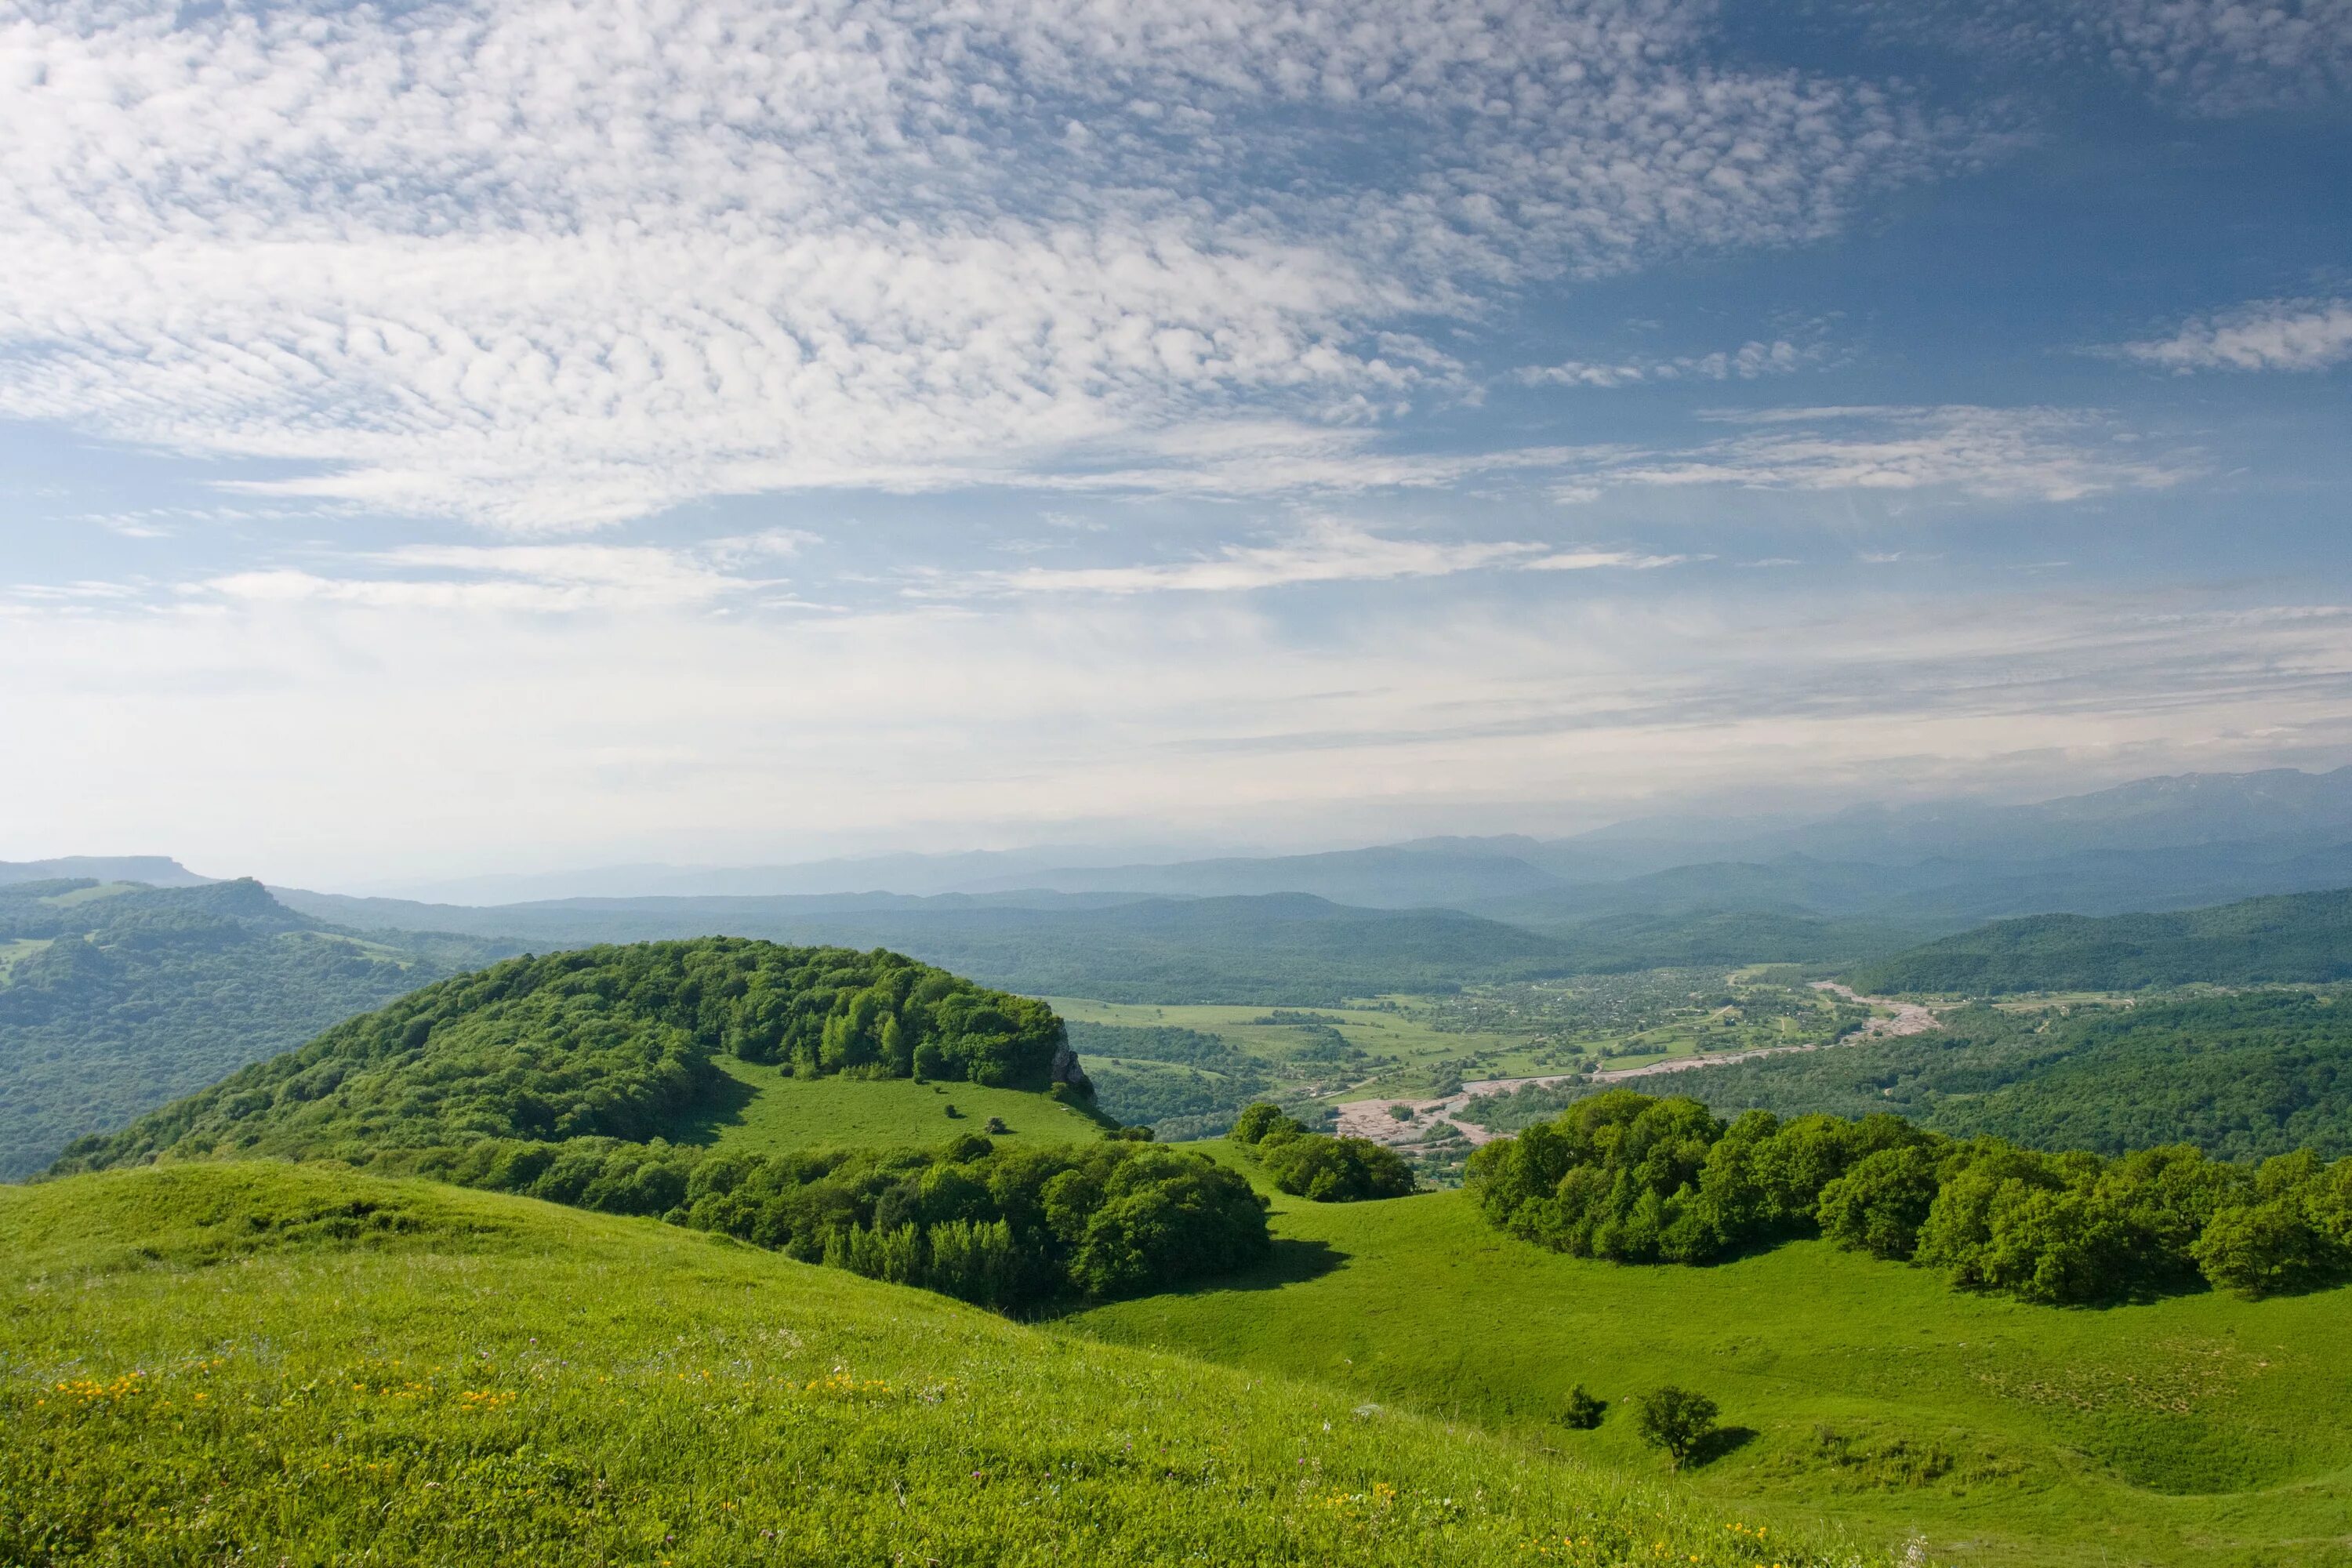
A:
52,938,1090,1171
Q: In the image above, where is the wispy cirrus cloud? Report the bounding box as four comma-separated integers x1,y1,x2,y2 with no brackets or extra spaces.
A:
928,518,1691,597
2108,297,2352,373
194,533,817,614
0,0,1966,529
1566,405,2194,503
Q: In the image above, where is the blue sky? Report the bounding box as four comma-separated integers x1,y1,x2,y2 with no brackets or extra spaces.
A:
2,0,2349,887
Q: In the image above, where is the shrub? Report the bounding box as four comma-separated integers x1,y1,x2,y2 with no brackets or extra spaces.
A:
1563,1385,1606,1430
1633,1386,1719,1468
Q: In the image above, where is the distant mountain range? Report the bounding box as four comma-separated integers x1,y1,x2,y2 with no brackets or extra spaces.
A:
256,764,2352,922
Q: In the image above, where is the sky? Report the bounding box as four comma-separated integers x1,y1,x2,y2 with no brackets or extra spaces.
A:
3,0,2350,888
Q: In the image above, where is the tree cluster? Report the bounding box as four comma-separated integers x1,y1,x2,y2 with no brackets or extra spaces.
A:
382,1130,1269,1308
1229,1102,1417,1202
1465,1088,2352,1304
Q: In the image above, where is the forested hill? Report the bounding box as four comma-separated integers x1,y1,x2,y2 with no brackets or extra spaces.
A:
1852,886,2352,995
52,939,1074,1171
0,879,511,1180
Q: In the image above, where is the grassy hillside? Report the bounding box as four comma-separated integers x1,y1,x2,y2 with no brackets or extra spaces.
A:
0,878,510,1179
1069,1177,2352,1568
1853,887,2352,995
1653,992,2352,1162
683,1055,1107,1152
0,1162,1890,1568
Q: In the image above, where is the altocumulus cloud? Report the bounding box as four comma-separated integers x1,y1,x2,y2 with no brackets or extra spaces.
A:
0,0,1963,530
2111,299,2352,374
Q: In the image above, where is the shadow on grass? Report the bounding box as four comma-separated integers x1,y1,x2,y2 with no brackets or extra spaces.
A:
1039,1238,1348,1322
1686,1425,1759,1468
657,1072,760,1148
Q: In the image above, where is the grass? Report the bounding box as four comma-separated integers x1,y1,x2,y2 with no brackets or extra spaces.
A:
31,882,147,909
0,936,52,983
1064,1174,2352,1568
0,1162,1901,1568
660,1058,1110,1155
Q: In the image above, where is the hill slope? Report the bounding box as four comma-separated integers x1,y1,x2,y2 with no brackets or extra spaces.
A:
0,878,510,1179
1853,887,2352,994
1071,1175,2352,1568
0,1162,1872,1568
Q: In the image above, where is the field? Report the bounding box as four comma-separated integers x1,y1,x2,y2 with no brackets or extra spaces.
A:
1066,1171,2352,1568
1057,973,1871,1140
0,1162,1900,1567
0,937,51,982
664,1056,1109,1154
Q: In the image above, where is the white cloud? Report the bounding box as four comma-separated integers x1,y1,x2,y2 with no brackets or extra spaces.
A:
1571,405,2193,503
1517,338,1824,389
2111,297,2352,373
0,0,1961,528
2098,0,2352,114
942,518,1688,596
1875,0,2352,115
194,539,797,613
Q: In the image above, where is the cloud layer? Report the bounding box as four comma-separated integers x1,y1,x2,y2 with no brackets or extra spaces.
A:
0,0,1958,528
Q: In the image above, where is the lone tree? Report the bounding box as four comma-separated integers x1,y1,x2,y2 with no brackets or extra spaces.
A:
1632,1386,1719,1468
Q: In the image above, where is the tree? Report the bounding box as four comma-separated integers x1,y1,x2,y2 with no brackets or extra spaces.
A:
1632,1386,1719,1468
1258,1132,1417,1202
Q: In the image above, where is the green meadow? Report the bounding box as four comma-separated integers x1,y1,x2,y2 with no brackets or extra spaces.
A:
666,1055,1109,1154
1067,1170,2352,1568
2,1162,1900,1568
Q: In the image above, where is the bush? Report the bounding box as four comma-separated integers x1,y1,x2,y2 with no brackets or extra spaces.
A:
1632,1386,1719,1468
1563,1385,1606,1430
1258,1133,1417,1203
